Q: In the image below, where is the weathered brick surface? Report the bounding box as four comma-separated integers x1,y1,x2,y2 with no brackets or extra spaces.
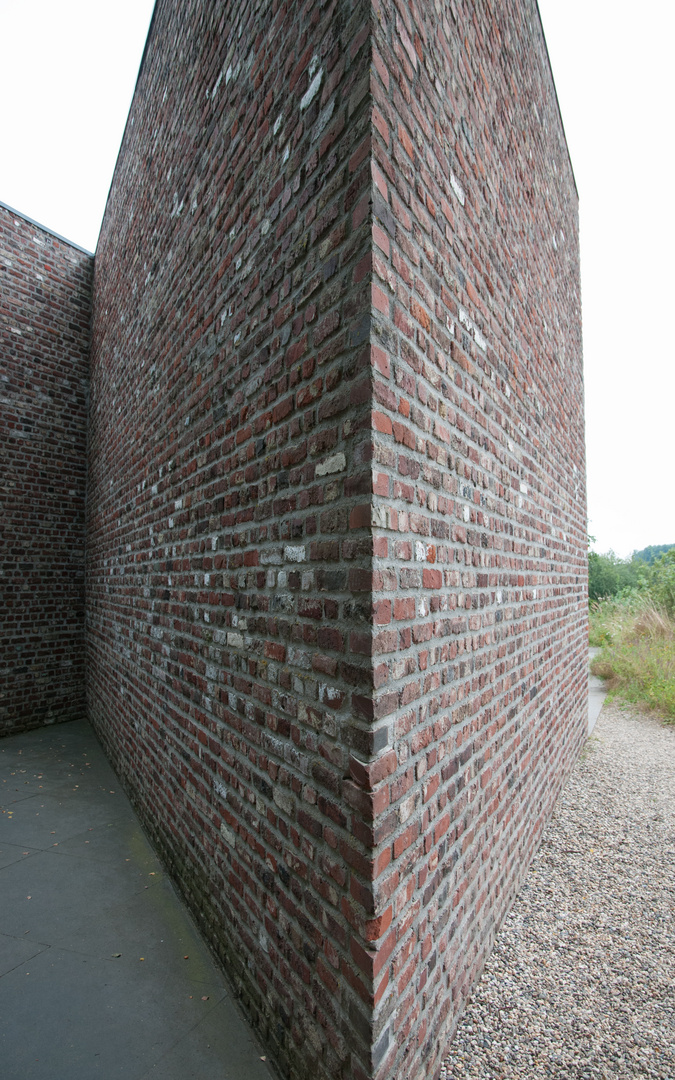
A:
361,2,587,1076
85,0,586,1077
87,2,379,1077
0,204,92,735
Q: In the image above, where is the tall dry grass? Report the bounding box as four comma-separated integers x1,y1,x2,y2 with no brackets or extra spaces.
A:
590,595,675,720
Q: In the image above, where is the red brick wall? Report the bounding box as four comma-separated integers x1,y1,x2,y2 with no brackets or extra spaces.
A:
87,1,586,1078
0,204,92,736
360,1,587,1076
87,2,379,1077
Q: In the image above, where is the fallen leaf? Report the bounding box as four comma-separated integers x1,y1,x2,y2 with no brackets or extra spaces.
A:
112,953,121,958
201,996,209,1001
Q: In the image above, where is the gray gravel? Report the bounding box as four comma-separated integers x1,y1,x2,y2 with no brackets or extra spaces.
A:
442,701,675,1079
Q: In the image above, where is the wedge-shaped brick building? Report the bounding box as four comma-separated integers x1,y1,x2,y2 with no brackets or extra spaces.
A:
3,1,588,1077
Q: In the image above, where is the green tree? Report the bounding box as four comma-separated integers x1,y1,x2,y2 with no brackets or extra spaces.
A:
588,550,642,603
644,549,675,616
632,543,675,565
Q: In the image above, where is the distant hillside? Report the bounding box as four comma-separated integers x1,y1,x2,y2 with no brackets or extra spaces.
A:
632,543,675,564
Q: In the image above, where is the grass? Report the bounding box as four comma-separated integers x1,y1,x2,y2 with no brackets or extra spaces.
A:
590,596,675,721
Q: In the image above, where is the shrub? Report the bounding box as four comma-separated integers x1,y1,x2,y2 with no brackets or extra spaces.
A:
590,588,675,721
641,549,675,617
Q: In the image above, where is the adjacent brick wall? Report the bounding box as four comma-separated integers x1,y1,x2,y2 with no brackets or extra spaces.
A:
86,1,586,1078
359,2,587,1076
0,204,92,735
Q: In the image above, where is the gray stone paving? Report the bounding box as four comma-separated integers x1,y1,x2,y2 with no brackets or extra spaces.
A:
0,719,275,1080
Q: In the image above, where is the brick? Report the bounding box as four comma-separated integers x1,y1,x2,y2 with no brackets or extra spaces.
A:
372,160,388,201
372,105,390,147
372,410,393,435
0,206,91,736
371,283,390,315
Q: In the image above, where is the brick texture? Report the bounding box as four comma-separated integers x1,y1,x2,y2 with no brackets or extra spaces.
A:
84,0,586,1078
87,2,379,1077
0,204,92,735
362,2,587,1076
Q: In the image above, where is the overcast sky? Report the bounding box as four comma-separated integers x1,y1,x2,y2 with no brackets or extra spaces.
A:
0,0,155,253
1,0,672,559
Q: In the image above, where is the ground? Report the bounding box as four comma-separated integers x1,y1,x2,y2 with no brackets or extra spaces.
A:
443,701,675,1079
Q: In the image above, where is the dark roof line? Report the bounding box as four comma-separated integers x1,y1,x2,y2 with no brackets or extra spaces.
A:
534,0,578,198
0,199,94,256
96,0,159,252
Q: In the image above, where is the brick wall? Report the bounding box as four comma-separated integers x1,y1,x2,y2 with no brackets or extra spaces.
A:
0,204,92,736
361,2,587,1076
86,1,586,1078
87,2,380,1077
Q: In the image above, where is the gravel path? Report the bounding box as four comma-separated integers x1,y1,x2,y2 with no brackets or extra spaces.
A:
442,701,675,1079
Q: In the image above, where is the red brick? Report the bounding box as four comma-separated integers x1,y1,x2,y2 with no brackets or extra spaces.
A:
0,206,91,735
371,283,390,315
372,410,393,435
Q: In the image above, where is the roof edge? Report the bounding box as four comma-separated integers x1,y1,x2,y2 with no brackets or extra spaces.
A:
0,199,95,257
534,0,578,199
96,0,159,253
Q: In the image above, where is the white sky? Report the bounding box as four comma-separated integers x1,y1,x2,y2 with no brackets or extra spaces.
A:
0,0,155,252
1,0,672,559
537,0,675,557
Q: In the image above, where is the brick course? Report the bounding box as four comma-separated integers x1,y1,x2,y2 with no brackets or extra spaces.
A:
0,204,92,735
